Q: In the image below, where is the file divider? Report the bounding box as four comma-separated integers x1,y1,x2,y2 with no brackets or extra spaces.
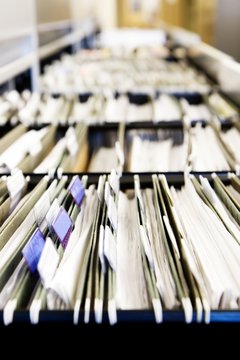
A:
0,117,235,143
14,171,235,188
1,309,240,324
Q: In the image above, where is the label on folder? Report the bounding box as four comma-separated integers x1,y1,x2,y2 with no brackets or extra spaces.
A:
66,127,78,156
7,170,26,210
69,176,85,207
22,228,45,273
34,191,51,227
52,207,73,249
37,237,59,287
104,226,117,271
46,199,60,235
108,195,117,231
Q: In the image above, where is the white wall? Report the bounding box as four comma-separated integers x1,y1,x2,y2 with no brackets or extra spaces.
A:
95,0,118,29
36,0,71,24
71,0,96,21
0,0,36,39
215,0,240,61
0,0,118,40
71,0,117,29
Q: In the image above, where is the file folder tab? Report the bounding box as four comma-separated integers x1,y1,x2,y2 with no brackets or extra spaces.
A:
69,176,85,207
22,228,45,272
52,207,73,249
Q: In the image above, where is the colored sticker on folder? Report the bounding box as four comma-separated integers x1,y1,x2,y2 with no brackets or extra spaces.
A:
22,228,45,273
52,207,73,249
69,176,85,207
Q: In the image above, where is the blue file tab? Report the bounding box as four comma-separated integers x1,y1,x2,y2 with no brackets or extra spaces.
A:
52,207,73,249
69,176,85,207
22,228,45,273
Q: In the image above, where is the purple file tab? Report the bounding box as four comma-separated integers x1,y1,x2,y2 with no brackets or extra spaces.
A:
22,228,45,273
69,176,85,207
52,207,73,249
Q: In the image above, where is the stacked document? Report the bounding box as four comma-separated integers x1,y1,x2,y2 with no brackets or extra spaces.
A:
208,93,238,120
128,134,187,172
34,124,88,174
0,123,88,174
126,101,153,122
153,94,182,122
0,91,238,125
0,125,56,174
189,125,240,171
181,98,212,122
1,123,239,174
0,172,240,325
220,128,240,166
0,90,26,126
88,147,118,172
40,50,210,94
104,95,128,123
127,126,239,173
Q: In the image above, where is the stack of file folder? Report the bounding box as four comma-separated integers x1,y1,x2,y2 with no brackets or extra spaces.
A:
0,172,240,325
0,90,237,126
1,121,239,174
0,40,240,329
